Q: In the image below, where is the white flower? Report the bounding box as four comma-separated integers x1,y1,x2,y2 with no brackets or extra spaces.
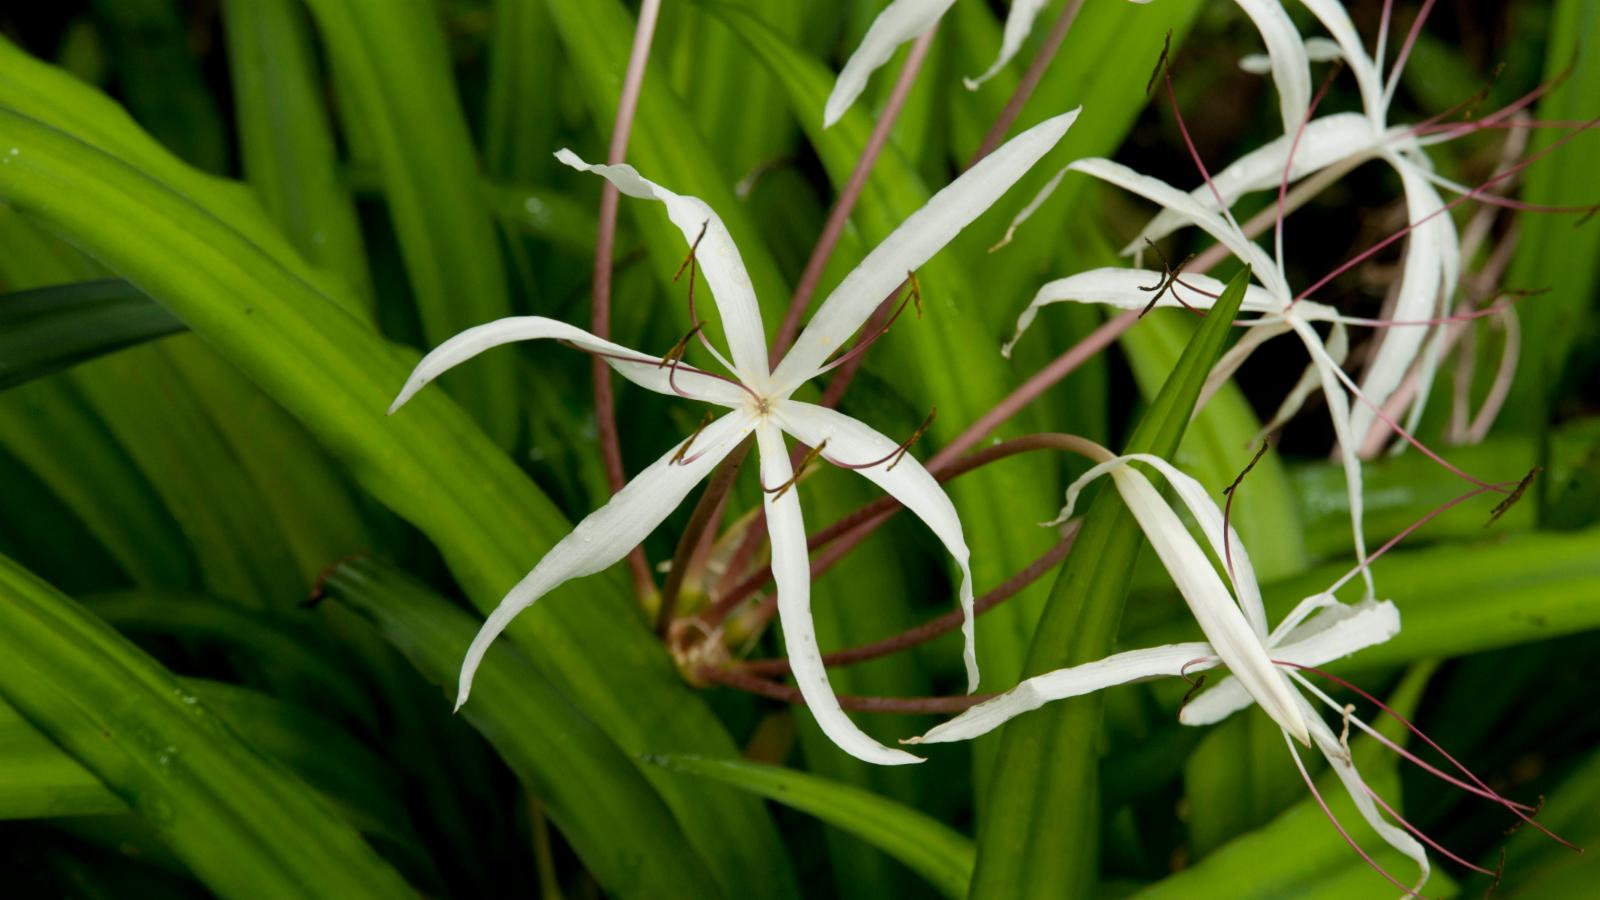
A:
823,0,1150,127
1003,156,1380,595
909,453,1430,892
1137,0,1462,446
388,110,1081,765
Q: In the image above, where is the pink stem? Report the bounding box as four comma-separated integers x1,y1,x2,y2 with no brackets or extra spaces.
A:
592,0,663,594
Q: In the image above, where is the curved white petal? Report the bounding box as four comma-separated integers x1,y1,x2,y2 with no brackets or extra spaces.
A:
1106,461,1309,744
1258,319,1348,437
389,316,749,414
1130,114,1380,250
1287,317,1374,598
1235,0,1312,134
1070,157,1291,300
1181,599,1400,726
756,422,922,765
774,108,1080,391
555,149,770,385
455,411,756,708
1297,0,1386,115
1003,267,1283,357
824,0,957,127
1349,162,1456,444
1115,453,1268,638
1240,36,1344,73
1300,697,1432,893
775,400,979,691
1199,320,1293,413
965,0,1050,90
912,641,1216,744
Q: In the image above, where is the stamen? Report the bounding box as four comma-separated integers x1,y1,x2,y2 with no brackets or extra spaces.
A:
761,440,827,500
1286,663,1579,851
1221,438,1271,586
1486,467,1539,525
823,407,937,472
1137,240,1202,317
1276,60,1346,278
813,272,925,376
1328,480,1516,594
1284,732,1424,898
673,220,710,283
672,410,716,465
1382,0,1439,112
659,322,708,398
1145,30,1172,96
1365,784,1500,876
1177,673,1208,716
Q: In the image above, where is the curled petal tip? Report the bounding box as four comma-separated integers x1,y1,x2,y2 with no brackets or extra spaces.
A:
962,77,981,91
899,736,923,746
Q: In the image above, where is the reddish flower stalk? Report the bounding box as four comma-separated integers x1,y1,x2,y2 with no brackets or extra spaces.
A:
771,27,939,359
736,523,1078,676
968,0,1086,165
592,0,664,595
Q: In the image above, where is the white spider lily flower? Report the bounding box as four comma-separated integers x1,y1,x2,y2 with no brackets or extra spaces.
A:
909,454,1429,891
824,0,1149,126
1133,0,1462,445
389,109,1081,765
1004,156,1377,596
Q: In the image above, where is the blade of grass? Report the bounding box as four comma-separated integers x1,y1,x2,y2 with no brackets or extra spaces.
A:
0,553,416,898
298,0,518,445
220,0,373,313
0,280,182,389
648,754,975,900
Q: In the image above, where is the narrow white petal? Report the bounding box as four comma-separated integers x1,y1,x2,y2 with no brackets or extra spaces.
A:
1235,0,1312,134
824,0,957,126
1302,702,1432,893
456,411,756,707
913,642,1216,744
1297,0,1387,114
389,316,749,414
756,423,922,765
775,400,979,691
1199,320,1293,412
1130,114,1379,250
989,164,1066,251
1240,36,1344,73
1349,162,1455,443
965,0,1050,90
1070,157,1291,299
774,109,1080,390
1115,453,1268,638
1003,268,1281,358
1257,319,1348,437
554,149,770,385
1181,599,1400,725
1108,462,1310,744
1287,318,1374,598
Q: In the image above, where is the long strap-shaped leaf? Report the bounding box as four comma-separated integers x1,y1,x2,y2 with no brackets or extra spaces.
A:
970,268,1253,899
297,0,518,447
0,554,415,899
649,754,975,899
0,100,788,897
323,556,720,899
0,280,182,390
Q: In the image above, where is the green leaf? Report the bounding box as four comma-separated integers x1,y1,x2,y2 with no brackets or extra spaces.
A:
969,268,1254,899
0,280,182,390
1500,0,1600,438
483,0,559,184
298,0,517,445
648,754,975,900
323,556,723,899
0,553,415,898
0,694,124,819
0,72,792,898
220,0,373,313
